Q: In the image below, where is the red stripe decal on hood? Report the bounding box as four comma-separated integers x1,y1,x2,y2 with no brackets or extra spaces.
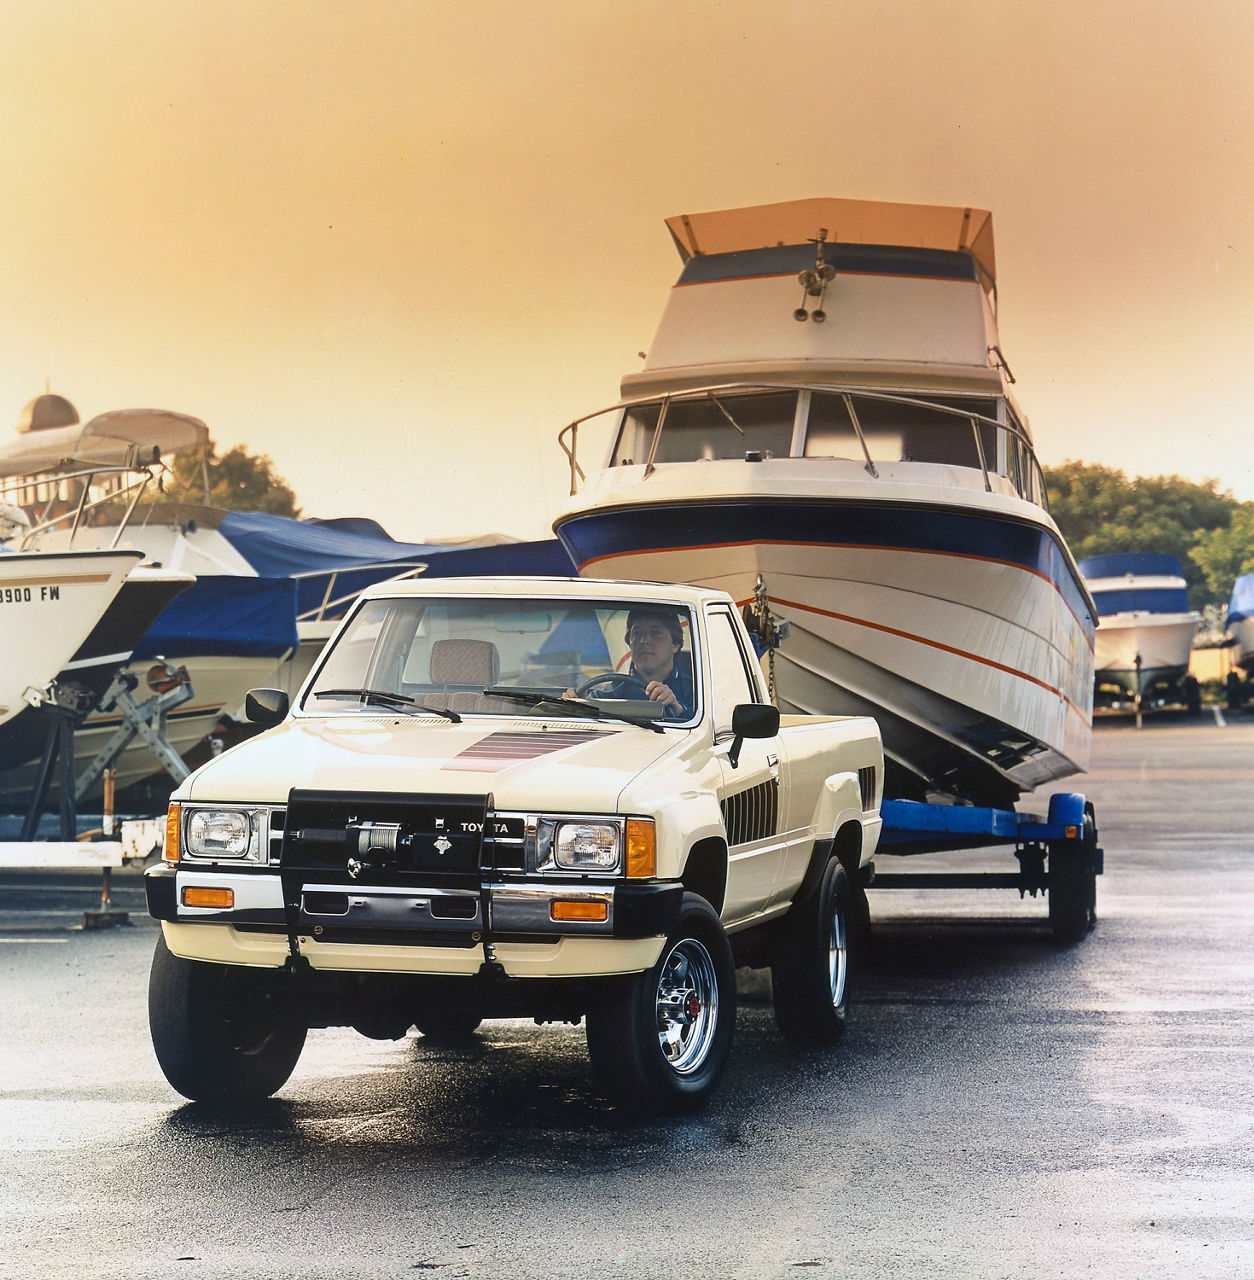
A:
442,728,613,772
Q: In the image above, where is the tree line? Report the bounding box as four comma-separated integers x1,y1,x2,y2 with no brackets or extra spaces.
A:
1044,460,1254,624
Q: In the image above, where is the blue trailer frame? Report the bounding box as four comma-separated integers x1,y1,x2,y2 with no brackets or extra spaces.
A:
869,792,1103,943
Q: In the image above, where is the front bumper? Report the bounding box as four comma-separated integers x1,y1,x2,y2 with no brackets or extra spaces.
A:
145,864,680,976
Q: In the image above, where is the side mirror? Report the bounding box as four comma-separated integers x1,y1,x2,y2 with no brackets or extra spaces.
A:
727,702,780,769
245,688,289,726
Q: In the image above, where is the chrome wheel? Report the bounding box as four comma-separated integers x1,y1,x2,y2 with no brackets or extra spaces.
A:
655,936,719,1075
827,897,848,1008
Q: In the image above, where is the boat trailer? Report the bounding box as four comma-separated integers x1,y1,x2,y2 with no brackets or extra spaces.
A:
870,793,1103,944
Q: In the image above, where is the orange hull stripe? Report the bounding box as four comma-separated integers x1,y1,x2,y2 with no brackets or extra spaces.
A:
578,537,1095,653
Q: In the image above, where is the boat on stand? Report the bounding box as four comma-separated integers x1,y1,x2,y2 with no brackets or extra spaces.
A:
1078,553,1200,710
554,197,1096,809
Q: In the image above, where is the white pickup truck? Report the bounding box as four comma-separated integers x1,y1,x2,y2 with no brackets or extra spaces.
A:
146,577,883,1113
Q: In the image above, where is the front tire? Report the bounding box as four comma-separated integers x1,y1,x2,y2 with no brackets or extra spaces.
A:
585,893,736,1114
771,856,855,1046
148,934,306,1102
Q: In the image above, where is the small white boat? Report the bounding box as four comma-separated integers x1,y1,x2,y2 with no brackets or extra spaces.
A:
1078,554,1200,702
554,197,1096,807
1227,575,1254,671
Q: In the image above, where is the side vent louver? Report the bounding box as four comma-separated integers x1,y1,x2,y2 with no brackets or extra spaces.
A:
720,778,780,845
858,766,877,810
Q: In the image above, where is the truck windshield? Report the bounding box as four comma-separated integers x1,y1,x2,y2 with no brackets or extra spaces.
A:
304,596,699,723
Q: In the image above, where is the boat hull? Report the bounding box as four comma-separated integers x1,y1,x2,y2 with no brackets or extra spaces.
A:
1230,618,1254,672
1092,613,1199,697
0,568,194,774
557,489,1094,806
0,549,142,731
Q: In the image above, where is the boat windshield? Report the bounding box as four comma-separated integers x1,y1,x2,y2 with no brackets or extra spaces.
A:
614,391,796,465
304,595,700,724
604,387,1046,506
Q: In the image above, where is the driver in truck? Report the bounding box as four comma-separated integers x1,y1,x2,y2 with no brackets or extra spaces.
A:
624,607,693,718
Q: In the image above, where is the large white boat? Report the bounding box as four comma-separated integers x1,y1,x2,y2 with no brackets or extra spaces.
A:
554,197,1096,807
1078,553,1200,703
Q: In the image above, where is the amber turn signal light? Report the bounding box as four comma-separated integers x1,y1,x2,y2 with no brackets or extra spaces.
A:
550,899,609,923
625,818,656,878
182,886,235,909
164,803,181,863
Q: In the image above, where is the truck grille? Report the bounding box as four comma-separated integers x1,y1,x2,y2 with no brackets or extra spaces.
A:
281,790,491,886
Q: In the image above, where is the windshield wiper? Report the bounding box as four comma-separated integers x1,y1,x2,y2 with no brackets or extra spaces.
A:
312,688,462,723
482,686,565,706
484,686,667,733
708,394,745,435
526,694,666,734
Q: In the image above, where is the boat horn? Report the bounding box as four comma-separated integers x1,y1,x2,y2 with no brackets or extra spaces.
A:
794,229,835,322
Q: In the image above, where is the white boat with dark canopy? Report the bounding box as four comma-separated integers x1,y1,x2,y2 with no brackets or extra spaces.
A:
1078,553,1200,704
554,197,1096,807
1226,575,1254,672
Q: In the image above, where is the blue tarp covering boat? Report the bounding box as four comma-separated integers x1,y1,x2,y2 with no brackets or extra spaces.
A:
1228,574,1254,625
216,512,575,617
131,576,299,660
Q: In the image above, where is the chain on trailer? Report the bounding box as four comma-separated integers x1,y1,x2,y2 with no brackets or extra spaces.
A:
742,574,789,704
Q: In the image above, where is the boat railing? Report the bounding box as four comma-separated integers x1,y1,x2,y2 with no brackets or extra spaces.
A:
0,462,163,551
558,383,1051,511
291,560,429,624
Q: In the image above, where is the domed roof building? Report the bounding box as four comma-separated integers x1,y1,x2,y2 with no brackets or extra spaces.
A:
17,393,80,434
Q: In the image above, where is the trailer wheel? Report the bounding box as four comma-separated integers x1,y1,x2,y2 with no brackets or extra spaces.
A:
148,934,306,1102
771,855,854,1046
1048,806,1098,944
585,893,736,1114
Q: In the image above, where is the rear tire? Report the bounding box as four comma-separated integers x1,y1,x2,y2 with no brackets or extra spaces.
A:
148,934,306,1102
771,856,855,1046
585,893,736,1114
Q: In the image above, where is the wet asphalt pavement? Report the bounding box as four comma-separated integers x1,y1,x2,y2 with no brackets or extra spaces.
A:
1,719,1252,1279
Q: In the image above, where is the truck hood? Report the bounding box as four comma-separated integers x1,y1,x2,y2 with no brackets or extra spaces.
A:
180,714,686,811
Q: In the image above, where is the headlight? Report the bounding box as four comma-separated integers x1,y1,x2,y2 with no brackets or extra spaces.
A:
554,821,620,872
184,808,269,862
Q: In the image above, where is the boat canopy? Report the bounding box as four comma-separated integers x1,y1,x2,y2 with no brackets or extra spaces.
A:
664,198,996,294
1078,553,1185,581
0,408,208,478
1228,574,1254,625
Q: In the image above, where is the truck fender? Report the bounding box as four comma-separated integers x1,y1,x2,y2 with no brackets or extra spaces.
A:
809,772,868,861
653,791,725,882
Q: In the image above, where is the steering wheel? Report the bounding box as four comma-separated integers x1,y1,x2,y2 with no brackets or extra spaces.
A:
574,672,651,700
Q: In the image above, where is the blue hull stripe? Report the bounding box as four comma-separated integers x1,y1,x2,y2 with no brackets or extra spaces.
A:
556,499,1096,640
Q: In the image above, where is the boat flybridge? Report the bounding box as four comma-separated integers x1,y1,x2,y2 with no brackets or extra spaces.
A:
554,197,1096,808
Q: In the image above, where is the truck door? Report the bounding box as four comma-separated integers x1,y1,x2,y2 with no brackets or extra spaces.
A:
706,605,788,925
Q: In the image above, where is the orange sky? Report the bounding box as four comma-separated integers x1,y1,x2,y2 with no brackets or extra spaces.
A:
2,0,1252,541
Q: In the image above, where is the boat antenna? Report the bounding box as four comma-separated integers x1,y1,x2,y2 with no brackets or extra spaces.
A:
794,229,835,323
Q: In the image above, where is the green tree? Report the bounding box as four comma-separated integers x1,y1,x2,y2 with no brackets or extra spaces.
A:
1190,504,1254,606
157,437,301,517
1043,460,1239,612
